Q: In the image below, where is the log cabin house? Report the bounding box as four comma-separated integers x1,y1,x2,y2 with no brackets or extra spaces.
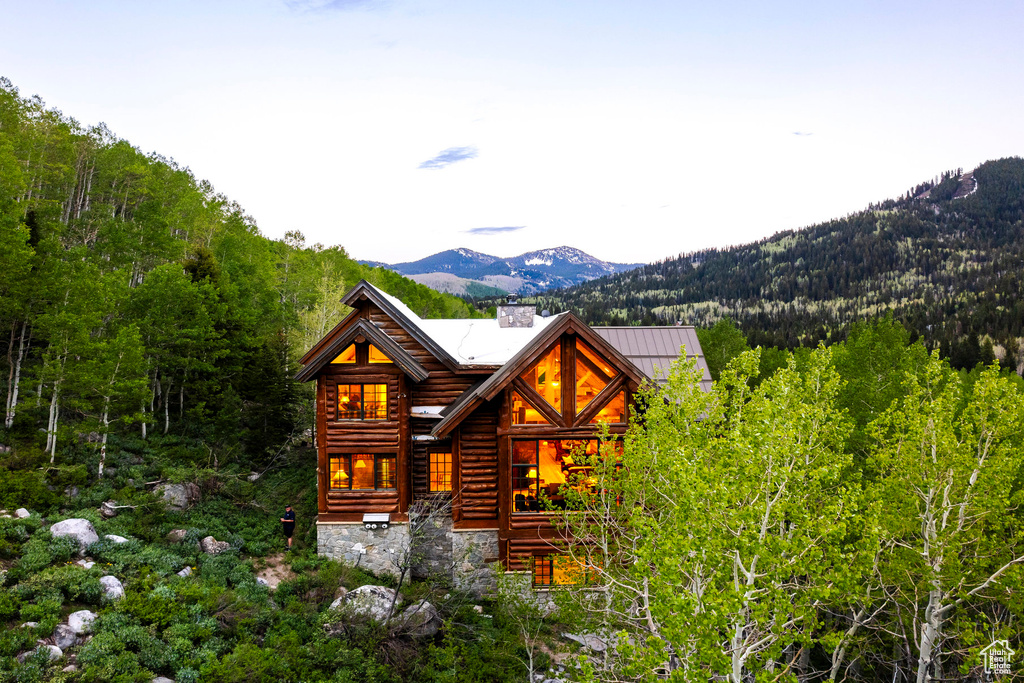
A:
296,280,711,594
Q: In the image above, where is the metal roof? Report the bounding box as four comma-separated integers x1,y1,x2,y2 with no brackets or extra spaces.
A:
590,326,712,391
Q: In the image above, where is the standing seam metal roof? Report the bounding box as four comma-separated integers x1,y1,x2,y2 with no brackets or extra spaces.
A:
590,326,712,390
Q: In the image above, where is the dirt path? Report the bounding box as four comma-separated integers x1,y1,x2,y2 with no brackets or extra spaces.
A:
255,553,295,589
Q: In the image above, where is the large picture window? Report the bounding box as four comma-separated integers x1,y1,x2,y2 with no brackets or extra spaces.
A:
329,454,397,490
512,439,600,512
337,383,387,420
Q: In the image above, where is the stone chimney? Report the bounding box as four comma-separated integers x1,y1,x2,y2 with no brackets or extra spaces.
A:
497,294,535,328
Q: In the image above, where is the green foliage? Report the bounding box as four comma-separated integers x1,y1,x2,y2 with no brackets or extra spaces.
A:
0,468,58,511
696,317,749,381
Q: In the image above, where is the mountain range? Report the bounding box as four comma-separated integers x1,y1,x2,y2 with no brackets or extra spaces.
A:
529,158,1024,371
361,246,643,295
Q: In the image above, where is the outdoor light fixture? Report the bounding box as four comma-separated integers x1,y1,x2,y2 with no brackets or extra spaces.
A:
363,513,390,530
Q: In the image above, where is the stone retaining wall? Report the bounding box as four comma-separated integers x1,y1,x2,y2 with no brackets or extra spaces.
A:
317,521,500,596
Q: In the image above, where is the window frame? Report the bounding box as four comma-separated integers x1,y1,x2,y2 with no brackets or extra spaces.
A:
512,438,615,514
335,382,388,421
428,450,452,493
531,554,601,587
328,453,398,491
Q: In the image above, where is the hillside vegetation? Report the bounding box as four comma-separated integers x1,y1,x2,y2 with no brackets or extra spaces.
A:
533,159,1024,371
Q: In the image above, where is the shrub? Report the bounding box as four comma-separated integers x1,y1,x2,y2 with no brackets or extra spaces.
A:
201,642,293,682
9,533,78,580
0,467,58,511
14,564,103,605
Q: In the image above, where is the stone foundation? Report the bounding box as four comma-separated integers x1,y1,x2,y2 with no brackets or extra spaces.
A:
317,522,411,578
317,521,499,596
451,529,500,596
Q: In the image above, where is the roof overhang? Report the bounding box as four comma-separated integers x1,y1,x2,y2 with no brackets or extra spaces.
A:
431,312,646,438
341,280,462,372
294,317,430,383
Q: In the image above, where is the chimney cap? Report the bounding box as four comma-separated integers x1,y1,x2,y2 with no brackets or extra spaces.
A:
506,294,518,305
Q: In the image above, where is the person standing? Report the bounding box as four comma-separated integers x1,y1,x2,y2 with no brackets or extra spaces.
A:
280,505,296,550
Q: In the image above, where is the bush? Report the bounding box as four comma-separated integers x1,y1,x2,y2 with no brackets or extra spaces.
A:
9,532,78,580
0,467,58,511
14,563,103,605
201,642,293,682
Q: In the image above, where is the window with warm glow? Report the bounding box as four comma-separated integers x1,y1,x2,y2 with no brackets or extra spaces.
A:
512,439,599,513
590,389,626,424
337,383,387,420
429,451,452,492
575,341,616,414
368,344,392,364
331,344,357,364
511,390,549,425
520,343,561,413
330,454,396,490
532,555,600,586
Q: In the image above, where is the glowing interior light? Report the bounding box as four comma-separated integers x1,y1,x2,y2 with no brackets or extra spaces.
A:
527,468,538,479
355,460,367,468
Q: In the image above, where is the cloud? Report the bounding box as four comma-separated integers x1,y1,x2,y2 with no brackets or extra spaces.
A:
792,131,813,136
463,226,525,235
419,146,478,170
284,0,378,12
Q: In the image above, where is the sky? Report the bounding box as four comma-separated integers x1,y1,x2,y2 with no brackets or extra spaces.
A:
2,0,1023,264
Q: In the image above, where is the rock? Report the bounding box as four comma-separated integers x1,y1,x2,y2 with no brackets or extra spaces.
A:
15,508,30,519
472,604,484,614
247,471,261,482
49,519,99,554
65,486,80,499
166,529,187,543
17,645,63,664
199,536,230,555
52,623,79,650
20,621,38,629
105,534,129,544
67,610,97,635
76,559,95,569
157,483,201,511
399,600,441,638
177,566,193,577
152,677,176,683
343,585,403,622
256,577,269,587
99,501,119,518
562,632,608,653
63,665,77,673
100,575,125,600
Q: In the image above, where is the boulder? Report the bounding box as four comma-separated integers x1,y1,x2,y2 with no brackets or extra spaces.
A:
105,534,129,544
52,623,79,650
76,559,95,569
166,529,187,543
20,621,38,629
562,632,609,653
62,665,78,673
100,575,125,600
200,536,230,555
49,519,99,554
16,645,62,664
67,610,97,635
256,577,269,587
99,501,119,518
177,566,193,577
15,508,30,519
152,677,176,683
399,600,441,638
247,471,261,482
343,585,403,622
157,483,201,511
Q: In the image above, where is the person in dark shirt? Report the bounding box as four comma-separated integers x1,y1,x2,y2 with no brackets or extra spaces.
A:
280,505,296,549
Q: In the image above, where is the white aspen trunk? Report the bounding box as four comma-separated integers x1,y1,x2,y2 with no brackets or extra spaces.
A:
6,321,28,427
916,587,943,683
179,381,184,418
164,378,172,434
141,403,147,439
47,385,60,462
97,400,110,479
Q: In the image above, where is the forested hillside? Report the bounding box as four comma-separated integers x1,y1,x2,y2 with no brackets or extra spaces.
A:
531,159,1024,371
0,77,481,467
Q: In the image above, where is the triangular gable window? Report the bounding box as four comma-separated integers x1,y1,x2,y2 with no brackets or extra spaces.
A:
519,342,561,413
368,344,392,364
575,341,617,414
331,344,357,364
511,390,551,425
